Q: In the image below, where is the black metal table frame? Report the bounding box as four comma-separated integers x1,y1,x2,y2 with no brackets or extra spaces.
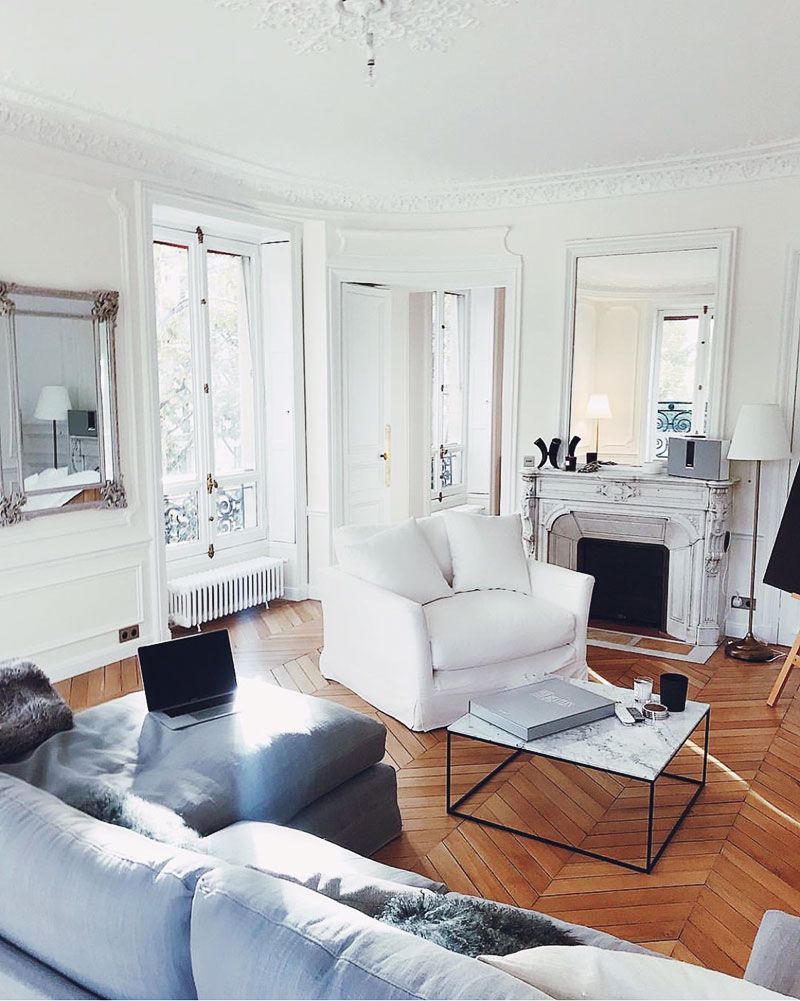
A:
446,709,710,874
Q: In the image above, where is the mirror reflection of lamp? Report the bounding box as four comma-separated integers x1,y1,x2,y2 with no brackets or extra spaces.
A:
585,393,612,463
34,385,72,470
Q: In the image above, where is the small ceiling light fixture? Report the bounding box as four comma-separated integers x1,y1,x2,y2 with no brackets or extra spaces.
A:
214,0,517,83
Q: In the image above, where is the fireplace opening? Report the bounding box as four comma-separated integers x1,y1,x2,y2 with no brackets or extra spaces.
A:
577,538,669,631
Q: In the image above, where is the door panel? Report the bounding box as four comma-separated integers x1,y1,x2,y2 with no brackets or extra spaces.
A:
341,284,391,527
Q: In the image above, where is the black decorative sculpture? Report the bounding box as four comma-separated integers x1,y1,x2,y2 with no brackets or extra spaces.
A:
533,438,548,469
548,438,562,469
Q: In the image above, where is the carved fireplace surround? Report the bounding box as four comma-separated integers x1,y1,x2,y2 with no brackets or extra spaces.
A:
522,467,735,646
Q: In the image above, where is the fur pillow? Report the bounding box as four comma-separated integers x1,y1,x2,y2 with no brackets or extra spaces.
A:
69,783,204,851
0,659,73,762
379,891,577,958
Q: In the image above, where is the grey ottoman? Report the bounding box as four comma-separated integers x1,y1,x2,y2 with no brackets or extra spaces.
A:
1,681,401,853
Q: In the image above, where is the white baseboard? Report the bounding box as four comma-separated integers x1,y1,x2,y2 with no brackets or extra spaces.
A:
44,629,162,685
282,585,309,601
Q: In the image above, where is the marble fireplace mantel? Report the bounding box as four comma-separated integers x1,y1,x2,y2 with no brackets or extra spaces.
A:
521,466,736,646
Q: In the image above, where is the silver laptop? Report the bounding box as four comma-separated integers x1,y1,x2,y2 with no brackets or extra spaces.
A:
138,630,238,730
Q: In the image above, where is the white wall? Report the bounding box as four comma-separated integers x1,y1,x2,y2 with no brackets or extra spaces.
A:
310,176,800,642
3,127,800,664
0,138,309,678
0,142,160,681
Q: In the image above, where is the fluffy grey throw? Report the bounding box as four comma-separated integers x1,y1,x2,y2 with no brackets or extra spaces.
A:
380,892,577,957
0,659,73,763
68,783,204,851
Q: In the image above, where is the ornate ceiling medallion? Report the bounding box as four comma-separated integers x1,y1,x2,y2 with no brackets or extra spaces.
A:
213,0,517,81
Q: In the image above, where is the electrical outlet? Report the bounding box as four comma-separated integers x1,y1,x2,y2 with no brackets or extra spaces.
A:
118,624,140,643
731,595,755,610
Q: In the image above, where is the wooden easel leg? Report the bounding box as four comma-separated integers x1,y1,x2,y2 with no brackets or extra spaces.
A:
767,631,800,706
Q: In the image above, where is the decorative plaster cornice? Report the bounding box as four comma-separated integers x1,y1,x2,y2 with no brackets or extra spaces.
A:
1,88,800,214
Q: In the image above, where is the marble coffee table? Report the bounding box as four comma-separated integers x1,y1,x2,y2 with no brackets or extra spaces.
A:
446,679,710,873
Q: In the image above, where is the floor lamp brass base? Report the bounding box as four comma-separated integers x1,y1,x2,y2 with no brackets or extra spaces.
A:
725,631,776,663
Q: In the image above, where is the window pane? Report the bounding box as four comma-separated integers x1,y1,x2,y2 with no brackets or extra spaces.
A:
658,316,699,402
441,292,465,447
207,251,256,475
163,490,199,546
216,482,258,535
654,315,700,459
153,242,195,478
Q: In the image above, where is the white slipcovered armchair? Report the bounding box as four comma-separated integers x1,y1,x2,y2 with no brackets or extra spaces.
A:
319,516,594,731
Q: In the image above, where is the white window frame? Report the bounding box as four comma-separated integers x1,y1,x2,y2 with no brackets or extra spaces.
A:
430,290,470,509
154,225,268,567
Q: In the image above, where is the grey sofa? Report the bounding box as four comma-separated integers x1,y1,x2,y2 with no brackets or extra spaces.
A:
0,686,797,999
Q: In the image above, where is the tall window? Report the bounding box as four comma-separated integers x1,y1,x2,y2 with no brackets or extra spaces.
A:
431,291,467,505
652,306,713,458
153,228,263,561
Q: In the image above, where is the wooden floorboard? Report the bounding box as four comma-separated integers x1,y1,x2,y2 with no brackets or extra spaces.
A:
61,601,800,975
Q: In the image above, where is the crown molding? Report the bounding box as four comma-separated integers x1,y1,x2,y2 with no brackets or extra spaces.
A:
2,87,800,214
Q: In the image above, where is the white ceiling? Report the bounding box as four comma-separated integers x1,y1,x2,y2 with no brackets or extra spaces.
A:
2,0,800,203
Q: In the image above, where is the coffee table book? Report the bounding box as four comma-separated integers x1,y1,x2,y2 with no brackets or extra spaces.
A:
468,677,616,741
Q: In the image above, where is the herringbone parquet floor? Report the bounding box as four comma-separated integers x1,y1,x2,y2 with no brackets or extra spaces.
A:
56,599,800,977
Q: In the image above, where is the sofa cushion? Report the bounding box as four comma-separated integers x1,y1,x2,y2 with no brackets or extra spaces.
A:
1,683,386,835
480,944,787,999
745,910,800,996
424,591,576,671
0,936,98,1000
190,866,548,999
202,820,445,915
445,513,531,595
337,518,453,604
0,772,215,1000
287,760,401,856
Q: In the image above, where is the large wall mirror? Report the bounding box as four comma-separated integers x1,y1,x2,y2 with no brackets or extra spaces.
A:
0,283,125,524
564,230,736,466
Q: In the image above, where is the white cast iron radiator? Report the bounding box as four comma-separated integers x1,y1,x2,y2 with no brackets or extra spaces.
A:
167,556,286,628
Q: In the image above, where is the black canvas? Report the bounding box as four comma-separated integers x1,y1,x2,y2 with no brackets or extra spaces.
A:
764,466,800,595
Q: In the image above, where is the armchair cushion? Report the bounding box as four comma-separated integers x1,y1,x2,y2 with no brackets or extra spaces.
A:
335,515,453,583
337,519,452,605
445,513,531,595
424,591,576,672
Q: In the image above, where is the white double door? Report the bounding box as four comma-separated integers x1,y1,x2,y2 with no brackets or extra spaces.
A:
340,284,392,526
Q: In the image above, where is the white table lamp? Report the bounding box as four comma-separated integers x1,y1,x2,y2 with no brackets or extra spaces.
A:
34,385,72,470
585,393,612,461
726,403,791,662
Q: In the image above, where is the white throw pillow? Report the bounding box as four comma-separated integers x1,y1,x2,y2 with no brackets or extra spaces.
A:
416,514,454,584
445,512,530,594
337,518,453,605
479,945,788,1000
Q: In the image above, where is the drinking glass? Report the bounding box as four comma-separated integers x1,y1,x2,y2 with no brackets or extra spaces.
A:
633,677,654,703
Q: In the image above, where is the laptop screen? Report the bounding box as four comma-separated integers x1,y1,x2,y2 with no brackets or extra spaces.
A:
138,630,237,712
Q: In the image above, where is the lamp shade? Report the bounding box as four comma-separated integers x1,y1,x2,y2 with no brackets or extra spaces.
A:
586,393,612,420
728,403,791,461
33,385,72,422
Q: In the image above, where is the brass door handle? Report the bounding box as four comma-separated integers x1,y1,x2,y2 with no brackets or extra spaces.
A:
379,452,388,460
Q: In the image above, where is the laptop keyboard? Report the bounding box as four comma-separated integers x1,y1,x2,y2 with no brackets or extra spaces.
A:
190,704,235,721
163,695,234,718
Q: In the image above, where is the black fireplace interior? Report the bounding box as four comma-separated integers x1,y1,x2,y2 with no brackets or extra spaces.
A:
577,538,669,630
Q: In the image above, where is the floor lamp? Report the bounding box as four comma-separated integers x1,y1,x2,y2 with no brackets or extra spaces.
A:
34,385,72,470
725,403,791,662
